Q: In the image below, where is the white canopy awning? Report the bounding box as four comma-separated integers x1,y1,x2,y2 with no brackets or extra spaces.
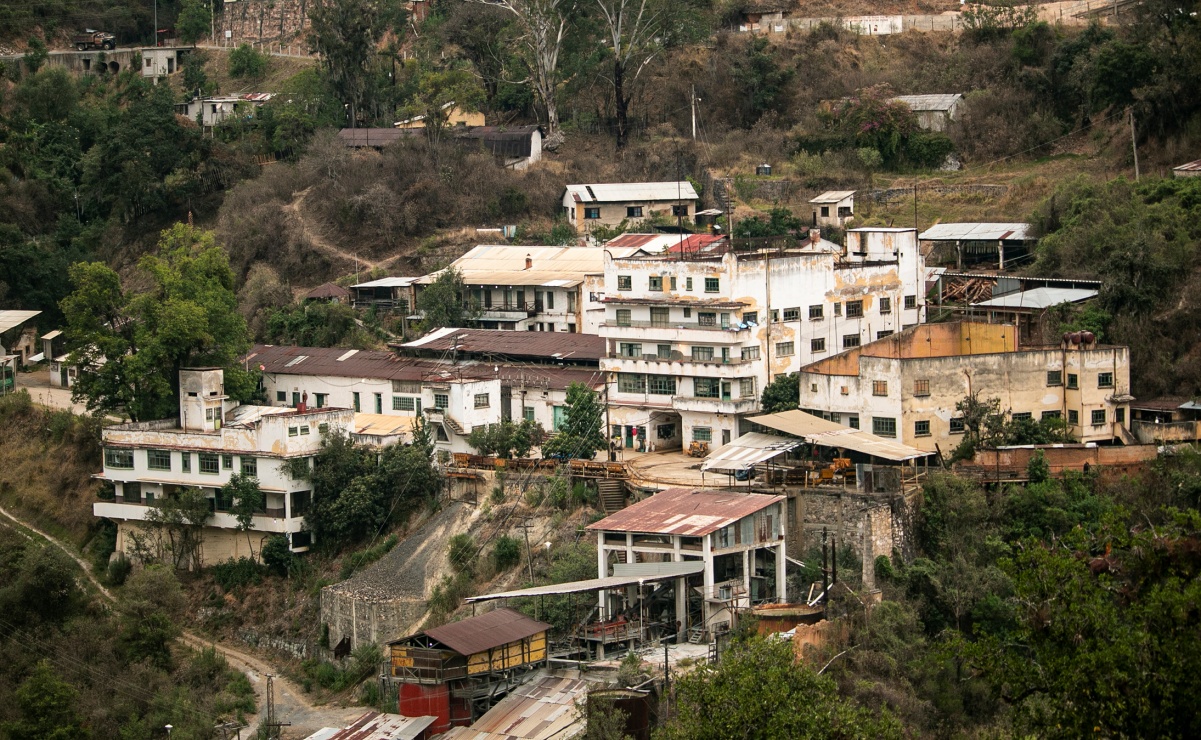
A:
465,561,705,603
701,432,801,472
747,410,933,462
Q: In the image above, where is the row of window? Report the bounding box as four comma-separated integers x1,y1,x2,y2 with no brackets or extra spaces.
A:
469,288,574,313
613,307,733,328
1047,370,1114,389
105,448,260,477
583,205,689,220
617,275,720,293
615,374,755,399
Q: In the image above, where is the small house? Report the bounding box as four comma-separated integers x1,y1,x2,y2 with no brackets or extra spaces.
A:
891,94,963,132
1172,159,1201,178
808,190,855,228
177,93,273,127
738,2,789,33
562,182,699,231
141,47,192,79
304,282,351,304
350,277,417,313
41,330,78,388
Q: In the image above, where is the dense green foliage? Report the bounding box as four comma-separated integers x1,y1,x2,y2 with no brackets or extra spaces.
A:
466,419,546,458
416,267,478,332
542,383,606,460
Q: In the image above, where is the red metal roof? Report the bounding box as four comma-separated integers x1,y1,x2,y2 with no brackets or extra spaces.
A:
422,608,550,657
585,488,784,536
662,234,729,256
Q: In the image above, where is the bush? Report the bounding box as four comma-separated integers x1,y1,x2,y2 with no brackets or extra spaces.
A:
448,534,476,574
492,535,522,571
902,133,954,169
339,534,399,579
261,534,295,577
228,44,268,79
106,556,132,586
209,557,265,590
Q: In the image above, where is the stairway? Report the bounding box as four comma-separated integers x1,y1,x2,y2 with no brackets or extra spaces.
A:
687,627,705,644
598,479,626,514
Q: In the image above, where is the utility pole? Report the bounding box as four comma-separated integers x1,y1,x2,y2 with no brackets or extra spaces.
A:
690,85,697,141
262,675,290,738
154,0,159,48
1129,108,1140,182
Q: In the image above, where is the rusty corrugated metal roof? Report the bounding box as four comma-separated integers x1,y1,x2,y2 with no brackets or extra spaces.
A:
422,608,550,657
399,328,604,362
313,711,436,740
441,670,597,740
305,282,350,300
585,487,784,536
1172,159,1201,172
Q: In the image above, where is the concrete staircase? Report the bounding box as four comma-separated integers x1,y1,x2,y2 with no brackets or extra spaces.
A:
597,479,626,514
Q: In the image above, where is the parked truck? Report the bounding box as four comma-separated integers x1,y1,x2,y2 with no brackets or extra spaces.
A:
73,30,116,51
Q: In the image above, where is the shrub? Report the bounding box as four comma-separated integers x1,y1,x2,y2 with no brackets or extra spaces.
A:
228,44,268,79
261,534,295,577
209,557,265,590
339,534,399,579
448,534,476,574
106,556,132,586
492,535,522,571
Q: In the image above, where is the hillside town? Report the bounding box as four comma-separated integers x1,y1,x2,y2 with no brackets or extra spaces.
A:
1,0,1201,738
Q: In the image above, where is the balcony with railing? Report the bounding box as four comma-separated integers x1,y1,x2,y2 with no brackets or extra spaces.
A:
671,395,760,414
601,320,750,344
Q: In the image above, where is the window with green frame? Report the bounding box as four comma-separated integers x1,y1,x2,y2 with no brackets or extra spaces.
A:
147,449,171,471
104,448,134,469
241,457,258,477
199,453,219,475
647,375,676,395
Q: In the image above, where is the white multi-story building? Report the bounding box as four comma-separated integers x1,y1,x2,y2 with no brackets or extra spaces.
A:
95,368,354,563
414,245,644,334
598,228,925,450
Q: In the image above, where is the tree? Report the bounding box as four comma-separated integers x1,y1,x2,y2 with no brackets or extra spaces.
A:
177,0,212,45
659,635,902,739
470,0,575,146
181,48,210,96
415,267,479,331
23,36,48,75
831,85,919,166
733,208,803,239
308,0,405,126
61,223,255,421
137,488,213,570
228,43,268,79
399,63,485,147
467,419,546,458
225,473,266,558
729,36,794,128
0,544,83,630
542,382,605,460
119,565,186,670
591,0,706,148
3,660,90,740
760,372,799,413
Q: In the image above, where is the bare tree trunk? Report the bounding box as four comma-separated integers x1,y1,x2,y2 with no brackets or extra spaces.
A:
613,58,628,148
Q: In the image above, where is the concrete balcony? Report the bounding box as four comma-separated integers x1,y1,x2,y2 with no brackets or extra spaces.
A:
600,321,751,345
601,356,756,379
671,396,760,415
93,501,302,533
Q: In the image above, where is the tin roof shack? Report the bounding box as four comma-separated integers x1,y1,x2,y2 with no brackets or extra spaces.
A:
351,277,418,314
387,608,551,733
808,191,855,229
562,182,699,232
176,93,272,128
416,245,645,334
304,282,352,304
441,670,625,740
1129,397,1201,444
398,328,605,366
0,310,42,389
796,321,1133,454
304,712,438,740
1172,158,1201,177
967,287,1099,345
586,488,787,643
919,222,1035,271
890,93,963,132
94,368,356,564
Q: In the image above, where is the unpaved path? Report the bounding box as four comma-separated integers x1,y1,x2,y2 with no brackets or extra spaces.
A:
285,187,408,276
0,503,361,738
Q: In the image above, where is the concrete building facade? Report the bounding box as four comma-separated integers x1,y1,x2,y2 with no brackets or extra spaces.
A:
796,322,1133,452
562,182,699,231
598,228,925,451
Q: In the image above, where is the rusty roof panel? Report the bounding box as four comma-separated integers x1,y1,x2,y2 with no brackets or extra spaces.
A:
442,671,595,740
317,711,436,740
585,488,784,536
422,608,550,657
399,328,604,362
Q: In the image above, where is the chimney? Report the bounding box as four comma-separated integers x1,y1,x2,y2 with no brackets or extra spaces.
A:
525,254,533,270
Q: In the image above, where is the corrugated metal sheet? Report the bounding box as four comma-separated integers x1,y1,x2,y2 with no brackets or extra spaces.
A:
701,432,801,471
441,671,596,740
971,287,1097,310
306,282,351,299
417,245,644,287
422,608,550,656
353,413,417,437
40,329,63,340
399,328,605,362
0,310,41,334
808,190,856,204
748,410,932,461
1172,159,1201,172
352,277,417,289
465,566,705,603
305,712,436,740
891,93,963,112
583,487,784,536
919,223,1034,241
612,561,706,578
564,181,698,203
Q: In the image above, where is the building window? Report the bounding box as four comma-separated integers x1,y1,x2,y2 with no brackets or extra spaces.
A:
914,379,930,396
314,393,327,408
834,302,842,317
181,453,191,473
847,415,860,429
1068,409,1080,424
914,420,931,437
846,300,864,318
1091,409,1106,425
627,206,644,218
672,204,689,217
690,346,713,362
105,448,134,469
617,275,632,291
288,425,299,437
782,307,800,322
1067,373,1079,389
648,275,662,291
949,417,965,434
650,307,670,327
740,378,755,397
695,378,720,398
241,457,258,477
657,424,676,439
669,276,677,291
619,343,642,358
394,396,416,411
741,346,760,361
1116,407,1126,424
704,277,719,293
657,344,672,360
353,392,360,412
616,309,632,327
618,373,647,393
879,297,892,314
1047,370,1062,387
199,453,219,475
808,305,824,320
1041,410,1061,420
872,417,897,437
1098,372,1114,388
434,393,449,410
693,427,712,442
743,311,758,325
811,338,826,353
123,482,142,504
524,406,536,421
904,295,917,309
685,277,693,291
775,341,795,357
147,449,171,471
648,375,676,395
584,207,601,219
1011,412,1033,421
300,425,310,435
276,391,287,402
872,380,888,396
843,334,861,349
222,454,233,470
